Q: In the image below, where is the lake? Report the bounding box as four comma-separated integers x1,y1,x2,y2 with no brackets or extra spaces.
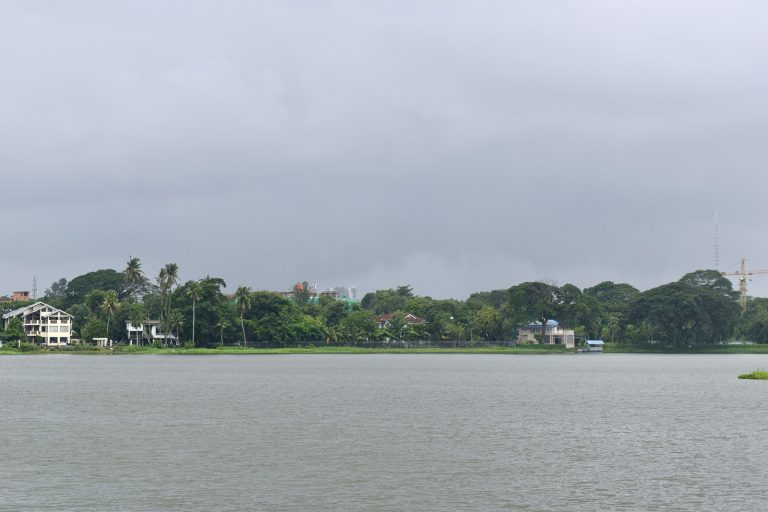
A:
1,354,767,511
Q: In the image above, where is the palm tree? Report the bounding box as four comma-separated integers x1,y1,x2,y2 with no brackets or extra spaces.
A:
216,318,229,347
235,286,251,347
168,310,184,347
123,256,144,300
157,267,169,335
100,290,121,341
157,263,180,342
163,263,180,290
186,281,202,347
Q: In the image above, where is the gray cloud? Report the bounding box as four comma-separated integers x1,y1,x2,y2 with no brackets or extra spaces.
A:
2,1,768,299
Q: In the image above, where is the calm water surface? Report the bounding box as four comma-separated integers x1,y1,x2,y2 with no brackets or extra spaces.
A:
1,354,767,511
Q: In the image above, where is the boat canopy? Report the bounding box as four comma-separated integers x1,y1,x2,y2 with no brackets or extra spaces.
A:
586,339,605,346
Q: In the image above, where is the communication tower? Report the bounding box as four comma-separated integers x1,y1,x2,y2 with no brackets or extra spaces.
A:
714,210,719,270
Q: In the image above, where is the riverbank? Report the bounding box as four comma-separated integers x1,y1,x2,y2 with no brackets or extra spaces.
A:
3,343,768,355
0,344,568,355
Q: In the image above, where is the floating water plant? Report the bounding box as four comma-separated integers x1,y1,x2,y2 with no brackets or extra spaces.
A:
738,370,768,380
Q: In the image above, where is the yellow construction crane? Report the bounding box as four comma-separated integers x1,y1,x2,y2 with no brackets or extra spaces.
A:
721,258,768,312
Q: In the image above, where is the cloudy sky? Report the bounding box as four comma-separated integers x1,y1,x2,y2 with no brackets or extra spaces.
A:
2,0,767,299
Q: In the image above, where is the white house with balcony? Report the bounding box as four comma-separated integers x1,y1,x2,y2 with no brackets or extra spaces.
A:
125,320,178,346
517,320,575,348
2,302,74,346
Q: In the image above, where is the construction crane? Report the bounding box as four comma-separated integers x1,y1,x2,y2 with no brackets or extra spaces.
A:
721,258,768,313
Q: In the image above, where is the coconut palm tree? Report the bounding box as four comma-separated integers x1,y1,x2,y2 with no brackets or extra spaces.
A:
186,281,202,347
157,263,180,341
235,286,251,347
123,256,144,300
168,310,184,347
100,290,121,341
216,318,229,347
157,267,169,334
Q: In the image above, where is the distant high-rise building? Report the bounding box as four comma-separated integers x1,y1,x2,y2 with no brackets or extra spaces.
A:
332,286,348,298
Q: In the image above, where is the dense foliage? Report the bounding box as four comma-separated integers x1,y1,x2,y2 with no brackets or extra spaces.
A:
1,260,761,348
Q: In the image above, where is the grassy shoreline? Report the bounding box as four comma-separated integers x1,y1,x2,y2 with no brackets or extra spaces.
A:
3,343,768,355
0,345,566,355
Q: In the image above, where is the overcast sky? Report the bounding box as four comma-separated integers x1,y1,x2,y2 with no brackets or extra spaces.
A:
2,0,768,300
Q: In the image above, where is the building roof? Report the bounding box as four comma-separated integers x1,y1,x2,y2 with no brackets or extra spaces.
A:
2,301,73,320
524,320,560,327
375,312,427,324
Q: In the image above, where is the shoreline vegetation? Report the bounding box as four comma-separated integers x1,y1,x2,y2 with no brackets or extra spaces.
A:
4,259,768,352
738,370,768,379
4,343,768,355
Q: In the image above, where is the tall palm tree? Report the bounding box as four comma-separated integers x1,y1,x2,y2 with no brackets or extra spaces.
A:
157,263,180,342
157,267,168,340
168,310,184,347
186,281,202,347
123,256,144,300
217,318,229,347
235,286,251,347
100,290,121,341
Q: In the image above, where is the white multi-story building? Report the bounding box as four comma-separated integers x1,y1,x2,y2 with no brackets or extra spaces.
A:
125,320,177,346
2,302,74,346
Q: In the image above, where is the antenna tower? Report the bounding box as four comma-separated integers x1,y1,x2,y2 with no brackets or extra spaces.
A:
33,276,38,300
714,210,719,270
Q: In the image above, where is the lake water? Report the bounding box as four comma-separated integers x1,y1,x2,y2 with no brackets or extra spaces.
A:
1,354,767,511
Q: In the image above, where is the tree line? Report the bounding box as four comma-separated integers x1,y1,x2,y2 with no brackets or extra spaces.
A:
3,259,767,347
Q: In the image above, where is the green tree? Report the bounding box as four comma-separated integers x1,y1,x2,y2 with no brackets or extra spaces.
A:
387,311,408,341
339,310,377,343
508,281,560,330
235,286,252,347
100,290,121,340
361,287,413,314
217,318,230,347
128,303,146,346
735,298,768,343
2,317,27,345
44,278,68,305
157,263,180,340
396,285,414,297
168,310,184,347
473,305,503,341
81,318,107,342
322,300,349,329
626,276,738,346
123,256,146,300
186,281,202,347
85,289,107,316
66,269,126,307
